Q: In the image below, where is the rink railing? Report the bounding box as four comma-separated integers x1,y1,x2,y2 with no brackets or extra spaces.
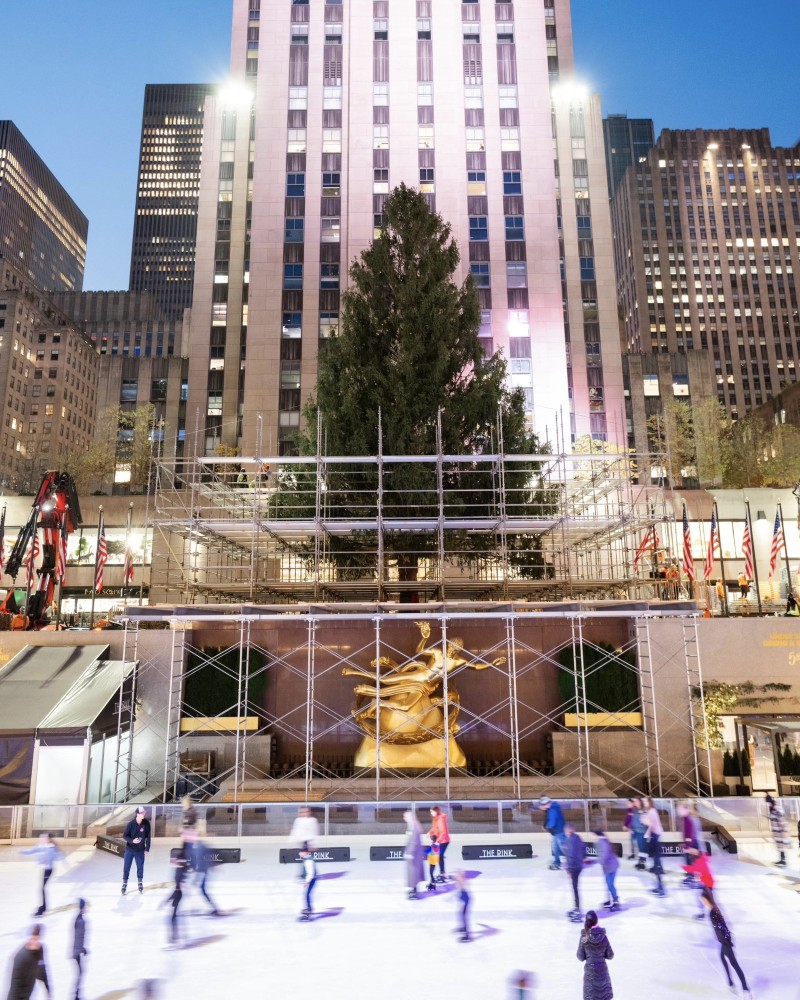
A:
1,796,797,843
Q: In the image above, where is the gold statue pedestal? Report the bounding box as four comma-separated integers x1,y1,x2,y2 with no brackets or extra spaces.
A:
353,735,465,770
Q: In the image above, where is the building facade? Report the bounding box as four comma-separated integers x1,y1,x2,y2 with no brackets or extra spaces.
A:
50,290,183,358
184,0,624,459
129,85,215,322
0,260,99,491
0,121,88,293
602,114,655,198
612,127,800,420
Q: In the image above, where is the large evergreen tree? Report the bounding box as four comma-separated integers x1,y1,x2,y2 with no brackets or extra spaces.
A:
280,184,555,586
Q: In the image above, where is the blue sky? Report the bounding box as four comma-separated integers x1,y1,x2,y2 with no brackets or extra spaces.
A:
3,1,797,290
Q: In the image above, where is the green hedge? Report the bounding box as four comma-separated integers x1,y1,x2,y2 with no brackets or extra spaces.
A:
557,640,640,714
183,645,267,718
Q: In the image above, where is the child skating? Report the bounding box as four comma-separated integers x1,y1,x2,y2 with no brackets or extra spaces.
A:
453,870,471,942
299,846,317,921
426,835,441,891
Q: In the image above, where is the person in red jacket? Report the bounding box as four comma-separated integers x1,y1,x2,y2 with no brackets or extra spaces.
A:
682,846,715,919
428,806,451,883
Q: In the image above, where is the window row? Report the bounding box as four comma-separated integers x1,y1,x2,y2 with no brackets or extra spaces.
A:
470,261,528,288
469,215,526,241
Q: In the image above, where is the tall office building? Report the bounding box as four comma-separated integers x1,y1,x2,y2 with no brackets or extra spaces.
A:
612,128,800,418
602,114,655,197
0,121,88,292
186,0,624,457
129,85,214,322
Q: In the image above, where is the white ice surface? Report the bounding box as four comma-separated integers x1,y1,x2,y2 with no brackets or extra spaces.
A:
0,833,797,999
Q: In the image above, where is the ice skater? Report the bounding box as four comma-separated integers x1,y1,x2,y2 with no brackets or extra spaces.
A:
576,910,614,1000
592,830,619,911
188,832,220,916
299,845,317,920
20,832,62,916
700,894,751,996
681,847,715,919
402,810,425,899
121,806,151,896
765,793,789,867
642,796,665,896
428,805,451,882
290,806,320,851
564,822,587,921
538,796,566,870
165,845,188,947
72,899,88,1000
630,797,647,870
5,924,50,1000
426,835,441,891
453,870,471,942
622,798,636,860
678,801,704,883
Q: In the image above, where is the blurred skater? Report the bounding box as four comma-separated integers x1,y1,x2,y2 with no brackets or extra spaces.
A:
428,806,451,882
21,833,62,916
577,910,614,1000
188,830,220,916
622,799,636,860
71,899,88,1000
642,797,665,896
403,810,425,899
678,802,704,884
765,793,790,866
426,835,441,891
538,796,566,870
700,895,751,996
631,798,647,870
290,806,320,850
509,971,536,999
299,846,317,920
165,846,188,947
681,847,715,919
121,807,151,896
592,830,619,911
564,822,587,921
453,870,471,942
5,924,50,1000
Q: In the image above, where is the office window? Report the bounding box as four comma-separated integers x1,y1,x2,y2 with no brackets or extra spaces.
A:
464,86,483,109
417,18,431,39
417,83,433,106
374,167,389,194
325,23,342,43
496,22,514,42
503,170,522,195
501,127,520,152
291,24,309,44
121,380,137,402
374,18,388,39
321,218,341,243
285,218,305,243
468,170,486,196
284,264,303,289
498,85,518,109
322,129,341,152
288,86,307,110
373,214,386,239
287,172,305,197
579,257,595,280
466,128,485,152
282,312,302,337
418,125,434,149
373,83,389,106
419,167,434,193
287,129,306,153
323,86,342,110
322,171,341,197
471,262,490,288
469,216,488,241
320,263,340,289
505,215,524,241
373,126,389,150
319,312,338,339
506,261,527,288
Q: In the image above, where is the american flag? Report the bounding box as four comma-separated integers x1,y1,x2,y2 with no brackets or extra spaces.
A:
0,505,5,576
55,522,68,585
703,509,719,581
633,525,659,572
122,543,134,587
25,531,40,591
682,505,695,582
769,510,785,578
95,523,108,593
742,510,755,582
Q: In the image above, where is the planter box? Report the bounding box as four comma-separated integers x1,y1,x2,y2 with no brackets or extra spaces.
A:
564,712,643,729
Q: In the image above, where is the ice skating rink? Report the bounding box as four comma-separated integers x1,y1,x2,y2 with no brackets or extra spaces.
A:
0,834,796,999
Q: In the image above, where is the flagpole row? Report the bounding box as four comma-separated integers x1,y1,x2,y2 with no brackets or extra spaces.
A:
778,502,792,600
89,507,106,629
743,499,762,616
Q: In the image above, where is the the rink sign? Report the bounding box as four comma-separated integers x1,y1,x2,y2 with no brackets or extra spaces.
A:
279,846,351,863
461,843,533,860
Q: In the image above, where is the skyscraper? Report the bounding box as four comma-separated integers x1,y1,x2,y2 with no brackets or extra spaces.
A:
602,114,655,197
129,85,215,322
612,127,800,419
186,0,623,457
0,121,88,292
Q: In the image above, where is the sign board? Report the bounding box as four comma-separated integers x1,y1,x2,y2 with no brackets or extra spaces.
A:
170,847,241,865
95,835,125,858
370,846,407,861
279,846,351,864
585,841,623,858
657,838,711,857
461,843,533,860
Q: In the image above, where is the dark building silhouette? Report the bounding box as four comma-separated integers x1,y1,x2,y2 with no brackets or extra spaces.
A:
602,114,655,197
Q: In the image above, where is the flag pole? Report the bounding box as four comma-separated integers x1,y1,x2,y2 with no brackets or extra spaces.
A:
778,502,792,598
124,502,133,599
714,500,729,617
89,506,103,629
744,499,762,616
55,507,68,630
682,501,694,602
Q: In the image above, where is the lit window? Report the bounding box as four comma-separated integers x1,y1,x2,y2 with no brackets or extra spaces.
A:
498,86,518,109
373,84,389,106
287,129,306,153
418,83,433,106
418,125,434,149
419,167,434,193
643,375,660,397
373,167,389,194
319,312,338,339
373,126,389,150
323,86,342,110
282,312,302,338
500,127,520,152
467,170,486,196
321,218,341,243
466,127,485,152
288,87,308,110
464,86,483,109
322,129,341,152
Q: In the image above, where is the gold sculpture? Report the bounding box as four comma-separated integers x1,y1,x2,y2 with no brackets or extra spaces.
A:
343,621,505,769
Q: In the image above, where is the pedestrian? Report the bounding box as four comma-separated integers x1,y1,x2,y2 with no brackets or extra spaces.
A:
765,793,790,866
72,899,88,1000
402,810,425,900
165,845,188,947
538,796,566,870
181,795,198,831
681,848,715,919
784,593,800,616
289,806,320,850
622,799,636,860
299,845,317,920
700,894,751,996
428,805,451,882
121,807,151,896
576,910,614,1000
453,870,471,942
642,796,665,896
564,821,587,921
592,830,620,911
426,835,441,892
20,833,62,916
5,924,50,1000
678,801,704,883
737,571,749,599
631,797,647,870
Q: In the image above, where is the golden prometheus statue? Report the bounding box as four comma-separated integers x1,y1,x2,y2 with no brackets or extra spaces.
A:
343,620,505,769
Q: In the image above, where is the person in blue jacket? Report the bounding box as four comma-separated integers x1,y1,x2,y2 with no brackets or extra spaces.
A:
121,807,151,896
538,796,566,870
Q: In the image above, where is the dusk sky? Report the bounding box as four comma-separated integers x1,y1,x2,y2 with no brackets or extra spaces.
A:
4,0,797,290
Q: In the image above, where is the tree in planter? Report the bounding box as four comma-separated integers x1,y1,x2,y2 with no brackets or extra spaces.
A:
557,641,640,715
279,184,556,593
691,680,793,749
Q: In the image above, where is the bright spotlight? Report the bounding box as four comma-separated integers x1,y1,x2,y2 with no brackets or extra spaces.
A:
551,80,590,104
218,81,254,109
